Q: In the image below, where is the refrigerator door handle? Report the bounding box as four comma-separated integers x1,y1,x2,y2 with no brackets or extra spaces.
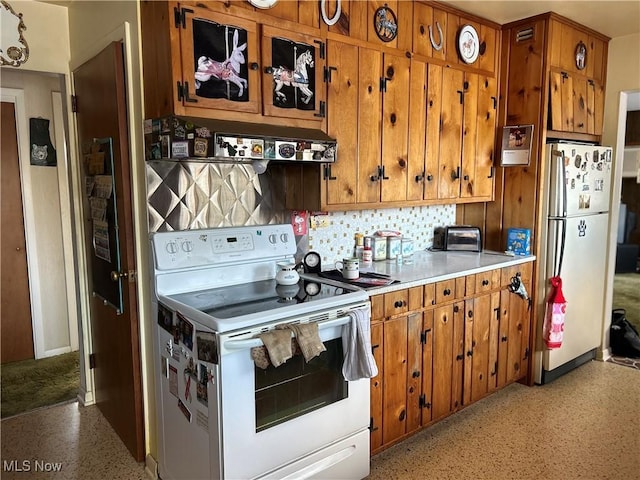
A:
549,149,567,217
550,218,567,277
560,150,568,217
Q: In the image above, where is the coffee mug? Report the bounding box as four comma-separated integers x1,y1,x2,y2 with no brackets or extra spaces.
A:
335,258,359,280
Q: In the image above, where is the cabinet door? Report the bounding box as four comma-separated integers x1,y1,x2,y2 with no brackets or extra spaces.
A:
473,75,497,199
180,7,261,113
588,79,605,135
460,73,478,199
432,302,464,420
421,310,434,425
382,316,408,445
425,64,442,200
438,67,464,199
370,322,384,451
261,25,325,122
497,289,510,389
550,71,574,132
468,294,492,404
407,59,428,201
326,41,358,205
381,53,411,202
431,304,454,421
406,312,423,434
487,291,501,392
573,76,588,133
358,47,383,204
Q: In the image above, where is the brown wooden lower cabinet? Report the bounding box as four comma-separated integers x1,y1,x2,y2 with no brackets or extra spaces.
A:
370,263,533,454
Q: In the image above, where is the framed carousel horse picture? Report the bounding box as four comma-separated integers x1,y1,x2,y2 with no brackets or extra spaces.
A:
261,26,326,122
178,7,260,114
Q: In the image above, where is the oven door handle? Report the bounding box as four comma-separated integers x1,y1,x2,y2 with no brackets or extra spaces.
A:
223,315,352,351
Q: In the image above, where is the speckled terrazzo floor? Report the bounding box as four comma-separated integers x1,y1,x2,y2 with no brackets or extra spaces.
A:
1,401,146,479
1,360,638,480
369,360,640,480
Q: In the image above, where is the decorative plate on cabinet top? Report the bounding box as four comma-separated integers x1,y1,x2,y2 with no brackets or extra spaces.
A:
248,0,278,9
457,25,479,64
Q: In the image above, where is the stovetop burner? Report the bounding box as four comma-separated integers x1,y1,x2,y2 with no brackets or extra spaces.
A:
169,278,356,320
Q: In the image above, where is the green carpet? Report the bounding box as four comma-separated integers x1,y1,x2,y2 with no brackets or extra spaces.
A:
612,273,640,334
1,351,79,418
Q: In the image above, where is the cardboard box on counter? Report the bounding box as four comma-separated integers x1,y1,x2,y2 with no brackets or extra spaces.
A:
506,228,531,256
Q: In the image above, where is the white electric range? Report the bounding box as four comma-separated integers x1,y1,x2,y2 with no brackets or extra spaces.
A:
150,224,371,480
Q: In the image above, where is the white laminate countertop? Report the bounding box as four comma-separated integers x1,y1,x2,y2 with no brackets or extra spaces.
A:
319,250,535,295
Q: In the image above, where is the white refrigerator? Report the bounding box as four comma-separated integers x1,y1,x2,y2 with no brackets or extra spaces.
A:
534,143,613,384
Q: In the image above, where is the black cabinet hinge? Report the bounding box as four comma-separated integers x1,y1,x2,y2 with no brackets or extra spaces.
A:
524,347,530,359
71,95,78,113
324,164,337,181
174,7,193,29
313,101,326,118
89,353,96,370
419,394,431,409
177,81,197,103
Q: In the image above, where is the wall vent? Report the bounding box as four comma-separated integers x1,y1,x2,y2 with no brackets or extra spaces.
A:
516,27,535,42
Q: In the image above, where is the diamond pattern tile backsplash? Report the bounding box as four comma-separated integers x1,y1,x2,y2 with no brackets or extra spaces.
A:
146,162,456,264
146,162,287,231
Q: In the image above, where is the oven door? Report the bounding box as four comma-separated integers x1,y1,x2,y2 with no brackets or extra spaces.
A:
218,310,370,480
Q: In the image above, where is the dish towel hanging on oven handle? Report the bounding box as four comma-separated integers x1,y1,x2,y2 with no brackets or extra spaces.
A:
342,305,378,381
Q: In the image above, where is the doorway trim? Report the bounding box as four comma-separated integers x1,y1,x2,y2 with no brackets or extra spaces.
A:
601,89,640,359
1,88,46,359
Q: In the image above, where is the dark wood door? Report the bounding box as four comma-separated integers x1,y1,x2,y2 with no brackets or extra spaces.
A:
73,42,144,461
1,102,34,364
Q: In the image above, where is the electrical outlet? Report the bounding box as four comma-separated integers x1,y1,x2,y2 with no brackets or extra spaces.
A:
310,215,330,229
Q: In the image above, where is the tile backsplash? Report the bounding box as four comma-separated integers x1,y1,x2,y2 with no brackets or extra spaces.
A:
308,206,456,264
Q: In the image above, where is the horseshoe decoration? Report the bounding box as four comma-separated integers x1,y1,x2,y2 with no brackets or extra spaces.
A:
429,22,443,51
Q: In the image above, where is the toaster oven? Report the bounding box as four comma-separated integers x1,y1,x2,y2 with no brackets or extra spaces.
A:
433,226,482,252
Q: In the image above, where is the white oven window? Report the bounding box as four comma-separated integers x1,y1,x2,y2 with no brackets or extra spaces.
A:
255,338,348,432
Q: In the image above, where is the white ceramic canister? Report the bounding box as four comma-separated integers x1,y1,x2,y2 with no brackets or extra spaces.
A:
387,237,402,260
401,238,414,258
372,236,388,261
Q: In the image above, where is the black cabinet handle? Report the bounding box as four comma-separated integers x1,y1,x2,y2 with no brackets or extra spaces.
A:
456,354,464,361
467,350,473,357
250,62,259,70
427,174,434,181
501,336,508,342
468,310,473,318
264,66,274,74
443,288,451,296
453,305,459,313
412,371,421,378
463,174,469,181
482,279,489,286
415,172,425,182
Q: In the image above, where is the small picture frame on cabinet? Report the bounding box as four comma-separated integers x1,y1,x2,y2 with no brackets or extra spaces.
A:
500,125,534,166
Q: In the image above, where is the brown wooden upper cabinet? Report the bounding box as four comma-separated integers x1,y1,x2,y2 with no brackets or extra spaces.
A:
140,1,326,127
546,18,608,137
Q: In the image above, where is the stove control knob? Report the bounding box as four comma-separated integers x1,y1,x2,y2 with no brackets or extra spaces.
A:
166,241,178,254
269,234,277,244
280,233,289,243
181,241,193,253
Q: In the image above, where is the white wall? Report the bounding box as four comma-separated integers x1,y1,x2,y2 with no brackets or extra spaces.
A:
1,70,77,357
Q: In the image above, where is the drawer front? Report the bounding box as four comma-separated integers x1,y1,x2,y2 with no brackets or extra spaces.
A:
384,289,409,317
424,283,436,307
371,294,385,322
435,279,456,304
501,262,533,288
476,269,499,293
